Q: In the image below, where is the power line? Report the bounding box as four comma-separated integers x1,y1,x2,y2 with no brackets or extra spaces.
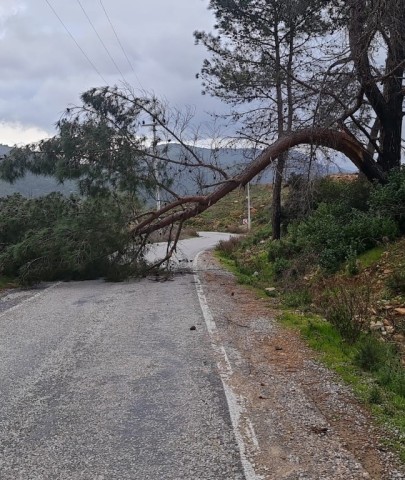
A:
99,1,134,74
99,0,145,90
76,0,126,83
100,0,144,90
44,0,108,84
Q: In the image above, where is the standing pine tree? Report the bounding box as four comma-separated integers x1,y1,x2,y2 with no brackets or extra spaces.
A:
195,0,334,239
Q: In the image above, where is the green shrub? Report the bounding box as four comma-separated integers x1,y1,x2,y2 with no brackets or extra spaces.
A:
386,268,405,295
355,335,394,372
282,175,372,229
272,257,291,279
355,335,405,399
283,290,312,308
251,225,272,244
267,239,298,262
345,247,359,276
344,210,398,251
0,193,145,284
216,236,243,259
320,282,371,343
289,201,397,273
313,176,372,212
368,385,383,405
370,168,405,232
378,364,405,398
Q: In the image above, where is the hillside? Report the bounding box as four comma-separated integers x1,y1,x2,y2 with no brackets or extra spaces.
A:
0,142,356,198
210,172,405,463
0,144,77,197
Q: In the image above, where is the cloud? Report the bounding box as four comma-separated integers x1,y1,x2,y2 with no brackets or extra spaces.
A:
0,0,227,145
0,0,26,37
0,121,51,146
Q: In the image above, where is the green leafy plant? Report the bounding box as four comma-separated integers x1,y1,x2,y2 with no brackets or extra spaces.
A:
216,236,243,259
386,268,405,295
370,168,405,233
319,282,371,344
355,335,394,372
0,193,146,285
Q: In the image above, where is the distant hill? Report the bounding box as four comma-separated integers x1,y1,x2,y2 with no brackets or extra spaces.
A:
0,145,77,198
158,143,356,197
0,143,356,198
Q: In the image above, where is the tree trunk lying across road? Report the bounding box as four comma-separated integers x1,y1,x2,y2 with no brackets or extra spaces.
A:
134,128,385,237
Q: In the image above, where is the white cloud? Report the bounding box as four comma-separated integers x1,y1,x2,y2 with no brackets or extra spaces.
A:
0,0,25,38
0,121,51,146
0,0,226,145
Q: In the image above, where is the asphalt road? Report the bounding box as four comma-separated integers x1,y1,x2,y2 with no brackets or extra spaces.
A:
146,231,236,267
0,232,245,479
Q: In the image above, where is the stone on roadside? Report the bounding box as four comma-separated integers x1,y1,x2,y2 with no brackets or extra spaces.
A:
370,321,384,331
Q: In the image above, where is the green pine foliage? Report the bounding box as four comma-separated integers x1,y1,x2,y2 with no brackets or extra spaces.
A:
0,193,147,285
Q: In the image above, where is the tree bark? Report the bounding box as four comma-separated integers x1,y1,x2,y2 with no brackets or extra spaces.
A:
348,0,405,171
134,128,385,237
271,153,286,240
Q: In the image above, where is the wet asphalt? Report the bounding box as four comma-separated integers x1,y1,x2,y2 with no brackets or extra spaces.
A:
0,234,244,479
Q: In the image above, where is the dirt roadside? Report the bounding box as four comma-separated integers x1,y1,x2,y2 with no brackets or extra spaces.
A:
197,251,405,480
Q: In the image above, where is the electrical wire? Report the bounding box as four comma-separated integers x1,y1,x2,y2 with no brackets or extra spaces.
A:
76,0,126,83
99,0,145,90
44,0,108,84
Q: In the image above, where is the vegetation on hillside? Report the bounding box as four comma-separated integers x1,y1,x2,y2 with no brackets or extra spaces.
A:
214,170,405,460
0,193,147,285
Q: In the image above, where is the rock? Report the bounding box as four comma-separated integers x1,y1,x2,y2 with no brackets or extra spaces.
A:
383,319,391,326
265,287,276,292
310,426,328,435
393,333,405,342
252,271,259,277
370,321,384,331
386,326,395,334
394,307,405,316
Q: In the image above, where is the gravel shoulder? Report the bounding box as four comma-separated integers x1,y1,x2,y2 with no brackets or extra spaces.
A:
197,251,405,480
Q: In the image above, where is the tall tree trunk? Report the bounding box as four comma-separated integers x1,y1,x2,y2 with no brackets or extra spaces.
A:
271,19,295,240
348,0,405,172
271,17,285,240
271,152,286,240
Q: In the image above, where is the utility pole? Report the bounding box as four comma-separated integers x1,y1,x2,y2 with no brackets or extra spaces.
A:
247,182,251,231
142,118,162,211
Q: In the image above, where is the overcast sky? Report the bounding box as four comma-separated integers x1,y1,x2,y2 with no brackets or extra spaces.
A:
0,0,224,146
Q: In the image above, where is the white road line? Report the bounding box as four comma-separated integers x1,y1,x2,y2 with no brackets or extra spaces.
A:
0,282,62,320
193,251,263,480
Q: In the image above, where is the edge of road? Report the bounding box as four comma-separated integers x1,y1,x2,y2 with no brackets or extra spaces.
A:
0,281,62,320
193,250,264,480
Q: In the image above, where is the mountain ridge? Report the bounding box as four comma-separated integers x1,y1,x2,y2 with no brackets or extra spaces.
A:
0,143,356,198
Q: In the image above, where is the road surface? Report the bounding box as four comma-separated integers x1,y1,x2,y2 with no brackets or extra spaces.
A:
146,231,235,267
0,232,247,479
